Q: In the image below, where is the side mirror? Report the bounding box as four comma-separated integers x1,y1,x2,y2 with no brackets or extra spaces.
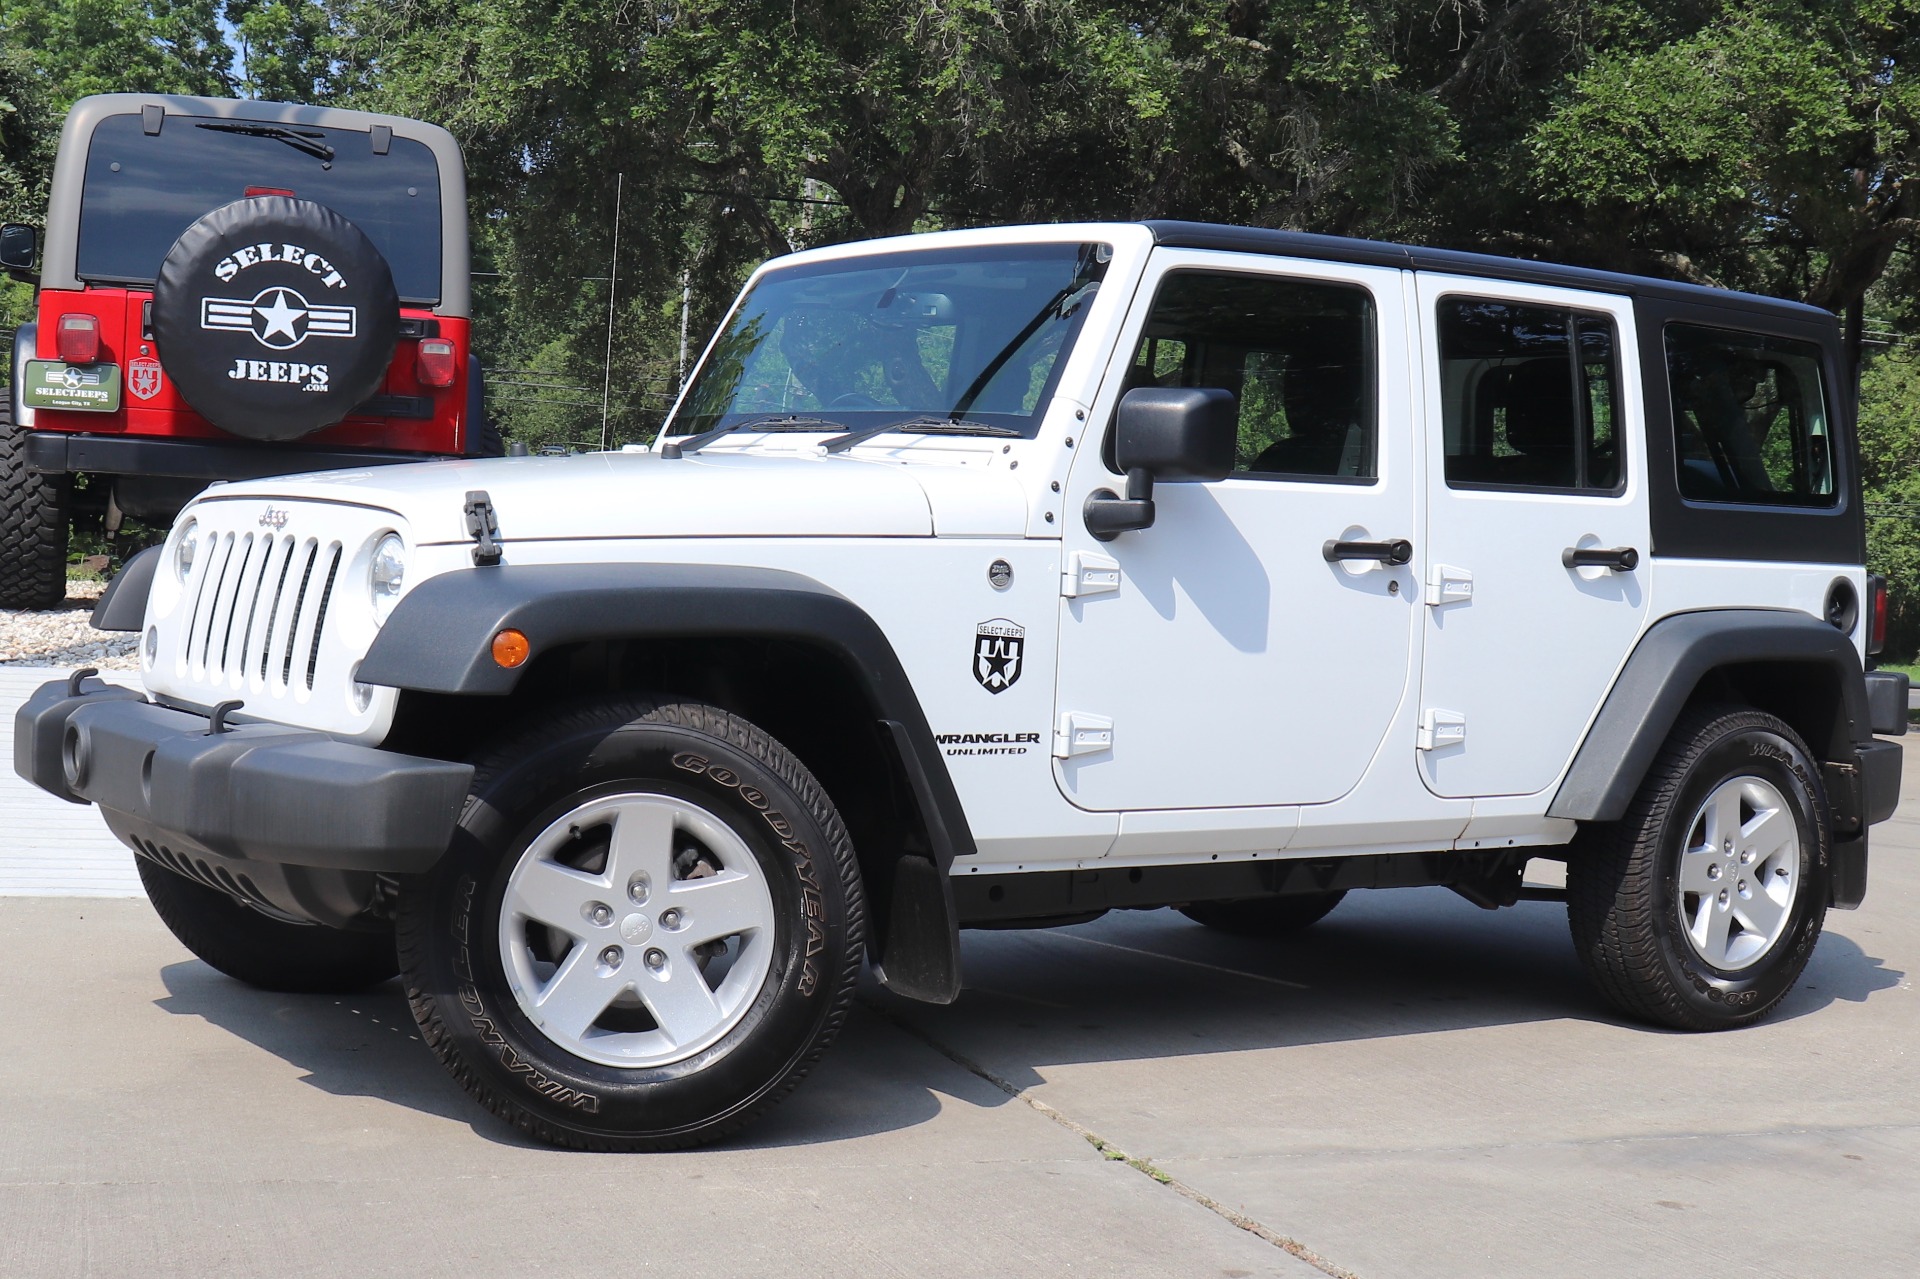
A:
1086,387,1237,540
0,223,37,276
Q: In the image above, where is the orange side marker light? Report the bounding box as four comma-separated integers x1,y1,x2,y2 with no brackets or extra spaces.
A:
492,628,531,668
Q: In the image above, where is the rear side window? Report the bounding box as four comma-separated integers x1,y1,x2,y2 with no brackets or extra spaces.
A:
1437,298,1621,491
1665,324,1835,507
1121,271,1377,481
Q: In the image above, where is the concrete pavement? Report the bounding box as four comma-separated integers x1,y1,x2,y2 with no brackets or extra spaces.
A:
3,658,1915,1276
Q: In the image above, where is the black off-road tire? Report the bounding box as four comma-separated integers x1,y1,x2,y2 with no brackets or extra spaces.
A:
1566,706,1830,1031
0,402,70,610
398,698,866,1151
1180,891,1347,937
136,856,398,992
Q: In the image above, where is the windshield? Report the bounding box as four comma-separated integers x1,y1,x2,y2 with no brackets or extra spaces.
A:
667,242,1112,441
75,113,444,304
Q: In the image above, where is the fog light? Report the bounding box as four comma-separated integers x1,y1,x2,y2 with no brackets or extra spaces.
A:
492,628,530,668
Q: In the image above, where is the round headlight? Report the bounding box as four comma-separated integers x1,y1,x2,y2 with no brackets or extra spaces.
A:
173,519,198,583
369,533,406,622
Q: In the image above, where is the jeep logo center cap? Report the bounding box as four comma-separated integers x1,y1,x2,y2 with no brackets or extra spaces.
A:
150,196,400,442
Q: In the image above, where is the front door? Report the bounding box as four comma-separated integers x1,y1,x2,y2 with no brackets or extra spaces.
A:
1053,251,1419,812
1413,274,1652,798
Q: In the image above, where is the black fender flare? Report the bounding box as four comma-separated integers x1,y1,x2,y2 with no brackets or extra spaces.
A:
359,563,971,1002
91,544,162,632
1548,608,1871,824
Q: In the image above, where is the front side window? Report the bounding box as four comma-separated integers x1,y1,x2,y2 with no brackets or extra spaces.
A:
670,242,1110,441
1666,324,1835,506
1438,298,1622,491
1118,271,1377,480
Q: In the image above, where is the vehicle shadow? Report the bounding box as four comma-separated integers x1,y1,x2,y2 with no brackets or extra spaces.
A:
152,887,1903,1148
150,960,952,1149
870,888,1906,1095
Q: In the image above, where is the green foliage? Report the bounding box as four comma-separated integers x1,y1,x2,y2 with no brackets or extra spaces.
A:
1858,349,1920,660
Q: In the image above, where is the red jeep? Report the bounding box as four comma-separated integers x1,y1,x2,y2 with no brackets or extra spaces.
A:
0,93,495,609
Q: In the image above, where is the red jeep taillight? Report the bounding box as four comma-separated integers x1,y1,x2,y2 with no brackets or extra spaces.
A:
1869,574,1890,656
416,339,457,388
56,313,100,364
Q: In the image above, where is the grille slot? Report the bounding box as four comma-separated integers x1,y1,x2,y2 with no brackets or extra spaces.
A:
305,544,343,690
258,535,296,682
280,540,320,689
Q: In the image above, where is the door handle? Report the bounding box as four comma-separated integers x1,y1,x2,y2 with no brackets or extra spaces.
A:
1562,545,1640,572
1323,538,1413,566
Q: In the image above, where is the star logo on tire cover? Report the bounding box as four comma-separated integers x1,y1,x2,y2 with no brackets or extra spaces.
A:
200,286,357,351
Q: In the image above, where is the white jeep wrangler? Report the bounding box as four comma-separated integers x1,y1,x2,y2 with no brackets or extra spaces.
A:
16,222,1909,1150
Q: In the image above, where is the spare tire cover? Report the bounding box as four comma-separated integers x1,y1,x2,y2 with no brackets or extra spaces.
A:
151,196,399,441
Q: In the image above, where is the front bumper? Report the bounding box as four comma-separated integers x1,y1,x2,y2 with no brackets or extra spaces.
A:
14,677,472,923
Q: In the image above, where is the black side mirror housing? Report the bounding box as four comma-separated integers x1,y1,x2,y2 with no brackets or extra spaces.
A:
1086,387,1238,540
0,223,37,277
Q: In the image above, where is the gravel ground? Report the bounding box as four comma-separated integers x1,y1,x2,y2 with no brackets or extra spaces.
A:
0,580,139,669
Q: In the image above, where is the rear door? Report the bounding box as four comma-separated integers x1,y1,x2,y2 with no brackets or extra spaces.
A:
1413,274,1651,798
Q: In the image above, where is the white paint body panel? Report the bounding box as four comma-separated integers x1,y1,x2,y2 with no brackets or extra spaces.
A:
1413,273,1654,799
1052,252,1421,812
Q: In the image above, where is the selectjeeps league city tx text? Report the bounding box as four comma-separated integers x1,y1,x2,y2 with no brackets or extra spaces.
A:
14,221,1909,1150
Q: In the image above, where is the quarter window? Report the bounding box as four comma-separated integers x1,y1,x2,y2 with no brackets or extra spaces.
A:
1438,299,1622,491
1120,272,1377,481
1665,325,1835,506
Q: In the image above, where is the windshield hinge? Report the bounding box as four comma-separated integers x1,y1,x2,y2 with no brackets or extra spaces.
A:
464,490,503,567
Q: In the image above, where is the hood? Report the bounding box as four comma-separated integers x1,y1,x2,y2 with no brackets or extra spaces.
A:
198,448,1032,544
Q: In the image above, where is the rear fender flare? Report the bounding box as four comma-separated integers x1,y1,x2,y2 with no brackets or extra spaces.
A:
1548,608,1869,823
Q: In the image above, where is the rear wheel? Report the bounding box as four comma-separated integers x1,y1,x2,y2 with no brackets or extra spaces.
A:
1179,891,1347,937
0,402,70,610
1567,707,1829,1030
398,698,865,1151
136,856,398,992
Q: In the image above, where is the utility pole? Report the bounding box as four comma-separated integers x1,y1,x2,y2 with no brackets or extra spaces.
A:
599,172,623,451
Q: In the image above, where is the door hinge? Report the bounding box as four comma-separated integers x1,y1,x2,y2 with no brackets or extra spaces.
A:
1062,550,1121,598
1425,564,1473,606
1053,711,1114,759
1417,709,1467,751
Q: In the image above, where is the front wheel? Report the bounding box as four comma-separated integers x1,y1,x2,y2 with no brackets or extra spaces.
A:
1567,707,1829,1030
398,698,865,1151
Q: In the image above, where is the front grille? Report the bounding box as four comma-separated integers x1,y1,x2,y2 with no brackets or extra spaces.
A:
179,528,344,697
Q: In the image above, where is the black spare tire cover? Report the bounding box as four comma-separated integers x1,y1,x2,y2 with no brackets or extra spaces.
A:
151,196,400,441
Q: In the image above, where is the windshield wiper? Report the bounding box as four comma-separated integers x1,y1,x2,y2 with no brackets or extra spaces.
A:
820,417,1021,454
196,122,335,164
660,415,838,458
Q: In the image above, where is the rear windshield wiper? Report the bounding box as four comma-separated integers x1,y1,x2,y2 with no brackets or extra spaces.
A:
661,415,839,458
820,417,1021,454
196,122,335,165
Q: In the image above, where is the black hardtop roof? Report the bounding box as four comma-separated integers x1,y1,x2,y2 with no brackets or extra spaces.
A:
1142,220,1836,330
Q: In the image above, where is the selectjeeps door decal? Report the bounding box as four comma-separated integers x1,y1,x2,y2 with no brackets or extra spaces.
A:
973,618,1025,693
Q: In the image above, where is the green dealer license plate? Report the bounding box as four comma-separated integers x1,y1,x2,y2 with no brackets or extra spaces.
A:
22,360,121,412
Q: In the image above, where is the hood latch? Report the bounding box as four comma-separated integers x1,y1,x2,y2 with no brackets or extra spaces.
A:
464,490,503,567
